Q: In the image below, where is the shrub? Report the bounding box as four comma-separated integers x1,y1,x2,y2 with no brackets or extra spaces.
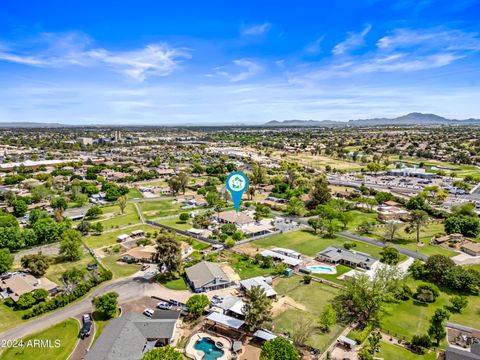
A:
303,275,312,284
343,242,356,250
414,283,440,303
179,213,190,222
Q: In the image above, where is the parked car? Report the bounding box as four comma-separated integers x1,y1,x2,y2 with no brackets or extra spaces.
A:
141,264,150,271
86,263,98,271
80,321,92,338
82,313,92,323
157,301,172,310
143,308,154,317
211,295,224,305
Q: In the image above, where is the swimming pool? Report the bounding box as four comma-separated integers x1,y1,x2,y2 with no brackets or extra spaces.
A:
194,337,224,360
307,265,335,273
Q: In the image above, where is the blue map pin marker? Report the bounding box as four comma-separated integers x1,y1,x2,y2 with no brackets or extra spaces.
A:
226,171,249,213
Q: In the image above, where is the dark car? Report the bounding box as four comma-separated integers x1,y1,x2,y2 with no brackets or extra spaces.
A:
80,321,92,339
86,263,98,271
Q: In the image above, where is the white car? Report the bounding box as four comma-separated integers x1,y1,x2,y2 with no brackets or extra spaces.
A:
157,302,172,310
143,308,154,317
83,313,92,323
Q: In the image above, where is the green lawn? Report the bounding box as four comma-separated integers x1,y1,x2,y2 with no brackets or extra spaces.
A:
371,223,458,258
160,276,189,290
224,253,279,279
273,275,344,351
0,302,29,333
253,229,393,259
101,254,141,279
157,216,192,230
190,239,210,251
84,224,158,248
138,199,186,219
0,319,80,360
332,210,379,231
45,252,96,285
128,188,143,199
381,277,480,340
377,341,437,360
314,264,352,285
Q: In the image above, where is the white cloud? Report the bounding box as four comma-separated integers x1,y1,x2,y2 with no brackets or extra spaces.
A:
217,59,263,82
333,24,372,55
0,32,190,81
240,22,271,36
304,36,325,55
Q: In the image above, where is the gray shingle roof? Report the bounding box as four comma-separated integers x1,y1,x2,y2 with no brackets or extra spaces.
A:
185,261,229,289
317,246,378,265
85,312,178,360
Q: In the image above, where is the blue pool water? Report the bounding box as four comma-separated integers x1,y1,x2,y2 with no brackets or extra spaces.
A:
307,265,334,273
194,338,225,360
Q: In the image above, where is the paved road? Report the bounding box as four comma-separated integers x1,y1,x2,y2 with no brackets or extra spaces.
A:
0,277,157,342
339,231,428,261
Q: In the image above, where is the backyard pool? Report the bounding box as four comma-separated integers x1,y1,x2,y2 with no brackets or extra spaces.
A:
307,265,335,274
194,337,225,360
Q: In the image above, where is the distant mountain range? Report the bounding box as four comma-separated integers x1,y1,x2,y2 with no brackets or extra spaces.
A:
263,112,480,127
0,122,70,128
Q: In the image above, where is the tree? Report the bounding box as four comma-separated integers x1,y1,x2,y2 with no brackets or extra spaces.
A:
358,220,375,234
0,248,13,274
414,283,439,303
428,308,450,345
179,213,190,222
379,247,401,265
406,195,427,211
21,253,50,277
117,195,127,214
308,217,323,234
154,234,182,279
167,176,182,194
76,220,91,235
409,259,426,279
32,217,60,244
260,337,299,360
51,196,68,212
291,317,315,346
406,210,429,243
85,206,103,220
411,334,432,353
59,229,83,261
424,255,455,283
251,162,267,189
444,215,480,237
309,175,331,208
333,266,403,324
286,197,305,216
367,331,381,355
383,222,400,242
12,199,28,217
92,291,118,319
178,172,189,194
141,346,182,360
206,191,220,207
337,212,354,230
16,292,36,309
319,304,337,332
243,285,273,331
449,295,468,313
32,288,49,302
62,267,86,294
186,294,209,318
91,222,104,234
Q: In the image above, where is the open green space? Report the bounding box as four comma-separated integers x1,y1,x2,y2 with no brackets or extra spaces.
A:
377,341,437,360
45,252,96,285
101,254,141,279
221,252,279,280
156,216,192,230
273,275,344,351
0,302,29,333
138,199,189,219
332,210,379,232
84,224,158,248
252,229,393,260
127,188,143,199
381,277,480,340
159,276,189,290
0,319,80,360
371,223,458,258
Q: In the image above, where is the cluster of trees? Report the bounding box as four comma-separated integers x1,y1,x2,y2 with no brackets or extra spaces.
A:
444,203,480,237
92,291,119,319
307,199,354,237
409,255,479,294
102,182,129,201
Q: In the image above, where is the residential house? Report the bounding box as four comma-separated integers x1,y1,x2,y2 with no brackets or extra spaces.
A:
239,276,277,297
0,273,58,302
461,242,480,257
446,342,480,360
86,311,180,360
185,261,233,292
121,245,156,263
316,246,378,270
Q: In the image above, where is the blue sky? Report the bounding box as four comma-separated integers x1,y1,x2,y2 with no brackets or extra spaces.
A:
0,0,480,125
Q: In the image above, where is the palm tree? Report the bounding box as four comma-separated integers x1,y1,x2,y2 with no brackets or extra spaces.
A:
406,210,429,244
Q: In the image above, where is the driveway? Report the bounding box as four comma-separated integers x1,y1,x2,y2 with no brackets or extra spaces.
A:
0,276,190,342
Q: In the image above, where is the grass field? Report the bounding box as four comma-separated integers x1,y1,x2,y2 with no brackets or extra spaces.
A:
92,203,141,230
332,210,379,231
381,277,480,340
0,319,80,360
0,302,29,333
252,229,393,259
156,216,192,230
101,254,141,279
127,188,143,199
223,253,280,279
84,224,158,248
377,341,437,360
45,252,96,285
138,199,189,219
273,275,344,351
273,151,364,171
371,223,458,258
160,276,189,290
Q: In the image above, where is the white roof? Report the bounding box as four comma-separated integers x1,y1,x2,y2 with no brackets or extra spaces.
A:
187,228,204,235
206,312,244,329
117,234,129,240
272,247,301,258
253,330,278,341
261,250,302,266
240,276,277,297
